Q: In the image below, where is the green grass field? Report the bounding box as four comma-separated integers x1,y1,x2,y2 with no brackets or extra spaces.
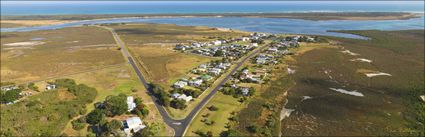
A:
185,92,246,136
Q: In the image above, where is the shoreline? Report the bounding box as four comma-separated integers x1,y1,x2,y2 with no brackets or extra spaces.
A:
1,12,422,21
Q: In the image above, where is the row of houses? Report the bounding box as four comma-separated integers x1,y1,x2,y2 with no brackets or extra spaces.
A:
192,43,258,60
171,61,233,103
174,33,270,51
174,39,228,51
1,83,57,91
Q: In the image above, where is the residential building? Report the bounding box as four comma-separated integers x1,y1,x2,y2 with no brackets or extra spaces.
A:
127,96,136,112
173,81,188,89
178,94,193,102
189,79,203,87
46,84,56,90
123,117,146,137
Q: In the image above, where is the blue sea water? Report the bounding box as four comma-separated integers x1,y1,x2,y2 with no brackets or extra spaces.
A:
2,16,424,39
1,1,424,39
1,1,424,15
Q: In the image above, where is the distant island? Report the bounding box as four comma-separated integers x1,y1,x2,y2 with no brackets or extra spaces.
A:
1,12,421,21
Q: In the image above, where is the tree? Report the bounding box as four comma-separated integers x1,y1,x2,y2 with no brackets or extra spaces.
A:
170,99,187,109
206,131,213,137
54,79,77,89
220,129,243,137
133,122,162,137
248,87,256,96
183,89,201,98
0,89,21,103
214,50,224,57
103,94,128,116
71,118,86,130
150,83,170,106
103,119,123,135
247,125,258,133
86,109,105,125
208,105,219,111
140,108,150,117
27,83,39,91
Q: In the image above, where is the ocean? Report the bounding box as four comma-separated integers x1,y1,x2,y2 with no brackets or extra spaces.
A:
1,1,424,38
1,1,424,15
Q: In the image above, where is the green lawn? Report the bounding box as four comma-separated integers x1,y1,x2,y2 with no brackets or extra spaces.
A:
185,92,245,136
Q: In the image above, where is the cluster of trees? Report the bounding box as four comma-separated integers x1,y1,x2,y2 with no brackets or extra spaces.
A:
103,94,128,116
208,105,219,111
220,129,243,137
0,89,21,103
170,99,187,109
27,83,39,92
133,98,149,118
251,39,265,44
172,88,201,98
194,130,213,137
71,93,153,136
214,49,224,57
150,84,171,107
220,86,255,98
132,122,162,137
71,93,129,135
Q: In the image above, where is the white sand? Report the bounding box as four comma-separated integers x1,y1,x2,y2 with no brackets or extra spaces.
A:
365,72,392,77
351,58,372,63
329,88,364,97
287,67,296,74
341,50,360,56
302,96,312,100
280,99,295,121
3,41,45,47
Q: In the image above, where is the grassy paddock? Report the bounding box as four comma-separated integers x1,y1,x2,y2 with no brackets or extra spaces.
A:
1,26,123,83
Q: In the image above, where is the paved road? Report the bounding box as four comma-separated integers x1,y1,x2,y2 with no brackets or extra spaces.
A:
105,26,267,136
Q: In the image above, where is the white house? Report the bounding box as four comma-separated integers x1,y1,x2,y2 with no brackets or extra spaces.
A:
268,47,278,53
46,84,56,90
240,87,250,96
178,94,193,102
171,93,181,99
175,45,186,50
173,81,188,89
192,43,202,48
211,40,222,45
1,85,18,91
127,96,136,112
256,58,267,64
250,43,258,47
239,37,250,41
199,64,208,69
123,117,146,136
208,68,222,76
189,79,203,87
